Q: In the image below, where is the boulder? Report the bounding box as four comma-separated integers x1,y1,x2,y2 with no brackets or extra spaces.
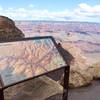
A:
58,42,93,88
0,16,24,40
87,62,100,79
58,69,92,88
69,69,92,88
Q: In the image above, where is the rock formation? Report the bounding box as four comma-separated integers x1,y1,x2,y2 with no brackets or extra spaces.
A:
58,42,93,88
0,16,24,40
87,61,100,79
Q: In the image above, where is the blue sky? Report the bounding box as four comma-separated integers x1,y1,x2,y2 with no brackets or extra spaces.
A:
0,0,100,22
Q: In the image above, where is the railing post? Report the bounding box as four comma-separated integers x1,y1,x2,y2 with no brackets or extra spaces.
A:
0,88,4,100
63,66,70,100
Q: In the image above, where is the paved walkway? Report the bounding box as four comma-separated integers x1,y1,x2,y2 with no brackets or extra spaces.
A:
68,80,100,100
47,80,100,100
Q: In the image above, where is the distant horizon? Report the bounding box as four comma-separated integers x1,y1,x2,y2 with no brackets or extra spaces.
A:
0,0,100,22
14,20,100,24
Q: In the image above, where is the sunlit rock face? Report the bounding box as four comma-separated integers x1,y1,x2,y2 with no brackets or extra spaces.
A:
87,61,100,79
58,43,93,88
61,42,90,70
0,16,24,40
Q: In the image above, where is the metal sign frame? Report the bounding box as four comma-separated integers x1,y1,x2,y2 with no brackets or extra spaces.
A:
0,36,70,100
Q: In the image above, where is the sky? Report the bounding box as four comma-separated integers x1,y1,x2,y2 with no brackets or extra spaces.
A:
0,0,100,22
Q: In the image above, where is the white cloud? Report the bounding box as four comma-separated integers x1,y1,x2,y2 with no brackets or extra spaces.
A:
0,3,100,22
76,3,100,17
70,3,100,22
78,3,92,12
0,6,70,21
79,3,100,13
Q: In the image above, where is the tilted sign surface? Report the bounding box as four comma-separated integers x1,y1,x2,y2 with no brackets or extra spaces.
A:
0,38,66,86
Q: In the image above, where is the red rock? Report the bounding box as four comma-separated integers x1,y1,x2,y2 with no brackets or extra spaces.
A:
0,16,24,40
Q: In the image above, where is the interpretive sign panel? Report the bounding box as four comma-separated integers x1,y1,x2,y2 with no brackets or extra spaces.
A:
0,36,66,87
